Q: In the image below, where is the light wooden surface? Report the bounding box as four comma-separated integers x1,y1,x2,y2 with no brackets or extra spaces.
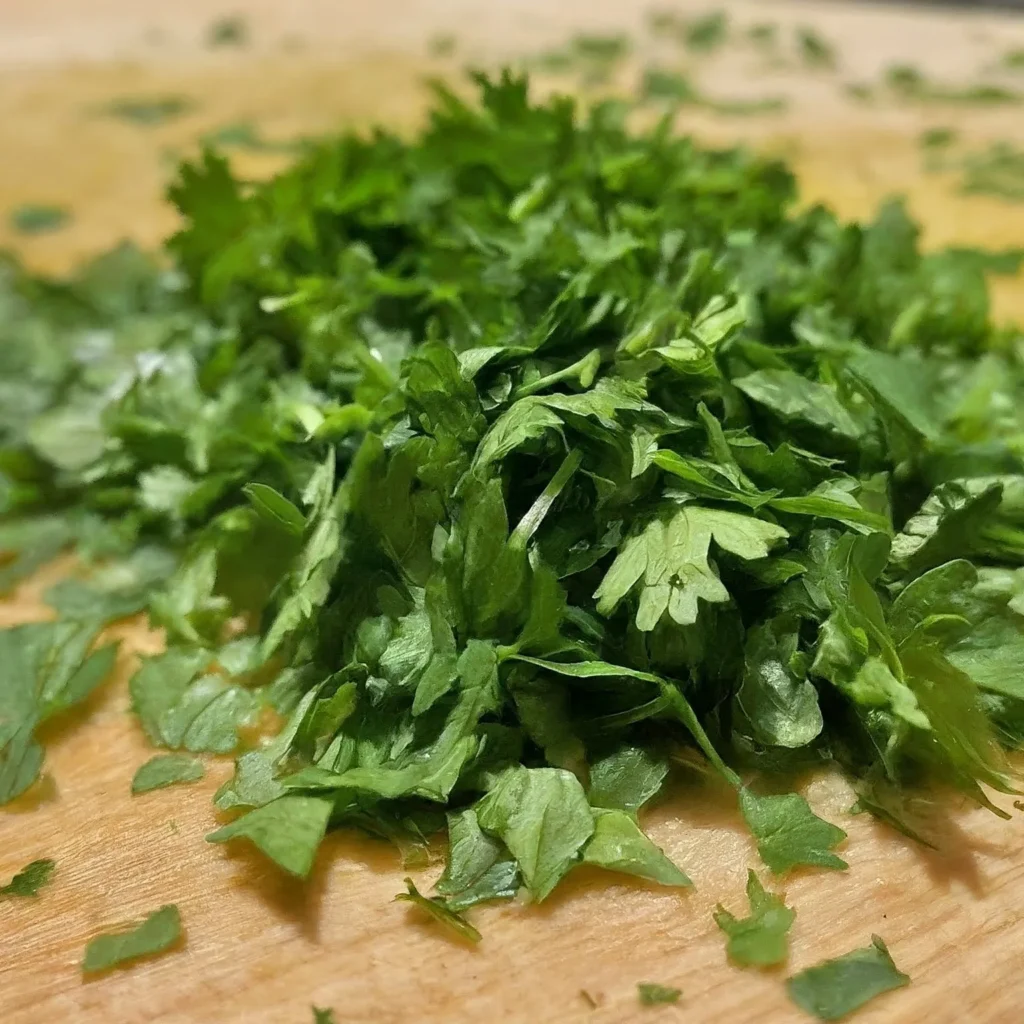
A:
3,3,1024,1022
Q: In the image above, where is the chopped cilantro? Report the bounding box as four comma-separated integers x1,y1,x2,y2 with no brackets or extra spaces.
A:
131,754,205,794
8,205,71,235
2,69,1024,980
739,789,848,875
713,870,794,966
795,27,836,70
394,877,481,943
101,96,195,126
0,858,55,898
638,982,682,1005
81,905,182,973
207,15,248,48
786,935,909,1020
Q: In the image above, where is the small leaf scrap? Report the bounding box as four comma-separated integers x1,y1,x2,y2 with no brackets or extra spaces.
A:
81,905,182,973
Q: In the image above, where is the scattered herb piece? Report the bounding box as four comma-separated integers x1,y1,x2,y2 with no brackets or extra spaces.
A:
639,68,785,116
884,65,1019,105
394,877,482,943
713,870,794,967
8,204,71,235
0,858,55,898
920,127,957,150
958,141,1024,202
638,983,682,1005
682,11,729,53
206,796,332,878
428,34,457,58
0,622,118,804
312,1009,337,1024
81,905,182,973
747,23,778,49
131,754,205,794
739,789,848,875
795,27,836,69
101,96,195,126
207,15,248,48
532,33,632,86
786,935,910,1020
1000,48,1024,71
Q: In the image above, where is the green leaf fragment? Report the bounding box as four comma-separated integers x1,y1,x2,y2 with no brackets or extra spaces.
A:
637,983,682,1005
476,766,595,901
394,877,481,944
0,858,56,898
786,935,910,1020
713,870,794,966
206,795,333,878
131,754,205,794
740,788,848,874
582,809,691,887
81,905,182,973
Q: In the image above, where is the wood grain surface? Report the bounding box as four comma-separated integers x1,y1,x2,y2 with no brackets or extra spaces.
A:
3,3,1024,1022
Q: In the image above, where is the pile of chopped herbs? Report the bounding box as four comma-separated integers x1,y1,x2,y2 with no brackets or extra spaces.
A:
4,70,1024,1013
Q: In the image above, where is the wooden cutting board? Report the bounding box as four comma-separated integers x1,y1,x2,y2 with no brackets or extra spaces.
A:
3,3,1024,1022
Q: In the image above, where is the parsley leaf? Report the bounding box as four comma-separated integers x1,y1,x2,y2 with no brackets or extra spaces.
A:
739,788,848,874
582,809,691,887
713,870,794,966
476,766,595,901
0,858,55,898
786,936,910,1020
131,754,205,794
206,796,333,879
81,905,182,973
638,982,682,1005
394,877,482,944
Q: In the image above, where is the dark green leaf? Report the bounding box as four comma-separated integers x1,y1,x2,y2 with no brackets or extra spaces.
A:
476,766,595,901
740,788,848,874
394,876,481,943
786,935,910,1020
0,858,56,898
81,905,182,973
582,809,691,887
637,983,682,1005
131,754,205,794
713,870,794,966
206,795,333,878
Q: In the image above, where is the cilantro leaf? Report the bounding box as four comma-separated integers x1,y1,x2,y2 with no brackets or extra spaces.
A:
476,766,595,901
0,858,55,898
206,796,333,878
394,877,481,943
786,935,910,1020
595,507,787,630
436,808,520,910
713,870,795,966
588,746,668,816
0,622,118,804
131,754,205,794
81,905,182,973
582,809,691,887
739,788,848,874
637,983,682,1005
